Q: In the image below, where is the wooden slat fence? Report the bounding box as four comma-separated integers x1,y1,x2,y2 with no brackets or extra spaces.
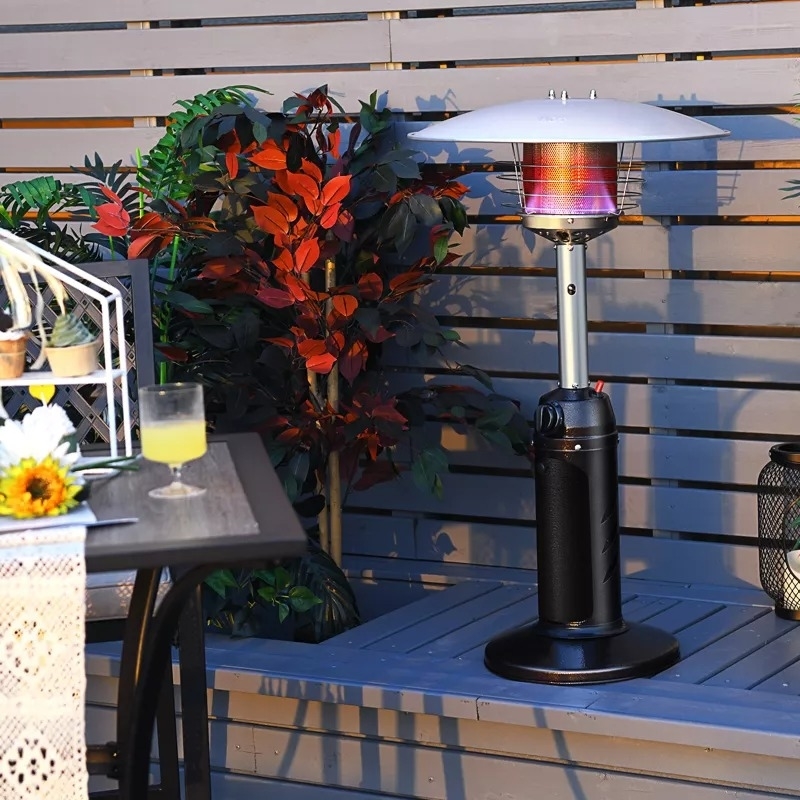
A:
3,0,800,590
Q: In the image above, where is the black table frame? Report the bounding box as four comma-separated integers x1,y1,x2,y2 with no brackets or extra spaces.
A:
85,433,306,799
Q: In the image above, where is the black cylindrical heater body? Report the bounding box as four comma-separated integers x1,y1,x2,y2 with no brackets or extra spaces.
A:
758,443,800,620
534,387,622,632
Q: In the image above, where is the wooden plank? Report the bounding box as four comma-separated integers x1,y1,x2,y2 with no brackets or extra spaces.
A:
390,374,800,437
6,0,561,25
422,274,800,327
404,519,763,588
0,129,164,169
392,5,800,63
454,169,799,219
751,653,800,696
641,599,723,635
451,223,800,272
619,596,680,623
657,612,798,684
375,583,536,655
400,114,800,164
0,22,391,73
702,628,800,690
247,719,798,799
200,686,800,797
0,59,798,119
325,579,497,649
435,425,774,486
644,169,799,217
387,328,800,384
353,472,759,539
673,605,771,659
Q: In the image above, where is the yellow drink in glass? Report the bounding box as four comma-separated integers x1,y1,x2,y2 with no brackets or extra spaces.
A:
140,419,207,466
139,382,207,499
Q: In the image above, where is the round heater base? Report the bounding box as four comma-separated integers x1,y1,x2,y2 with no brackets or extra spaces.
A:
484,622,679,685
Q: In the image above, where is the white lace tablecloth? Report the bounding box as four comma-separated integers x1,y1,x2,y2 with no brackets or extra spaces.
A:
0,525,87,799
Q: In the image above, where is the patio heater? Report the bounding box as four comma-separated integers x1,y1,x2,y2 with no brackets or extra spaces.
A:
409,91,728,683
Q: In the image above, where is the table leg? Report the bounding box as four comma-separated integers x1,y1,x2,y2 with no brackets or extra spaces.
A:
116,569,162,762
118,566,214,800
178,586,212,800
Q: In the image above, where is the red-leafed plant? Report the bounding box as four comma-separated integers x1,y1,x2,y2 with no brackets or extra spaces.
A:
4,86,530,640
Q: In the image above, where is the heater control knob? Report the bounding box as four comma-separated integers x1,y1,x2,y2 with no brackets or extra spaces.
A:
535,402,564,436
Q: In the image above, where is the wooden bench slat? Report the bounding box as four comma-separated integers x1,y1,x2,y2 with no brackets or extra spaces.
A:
326,579,498,649
703,628,800,690
408,585,537,659
370,583,534,654
674,606,770,659
656,612,798,685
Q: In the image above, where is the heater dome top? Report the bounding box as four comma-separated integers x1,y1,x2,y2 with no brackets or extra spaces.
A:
408,94,728,144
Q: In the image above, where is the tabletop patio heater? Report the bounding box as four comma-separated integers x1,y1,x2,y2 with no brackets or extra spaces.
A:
409,91,728,684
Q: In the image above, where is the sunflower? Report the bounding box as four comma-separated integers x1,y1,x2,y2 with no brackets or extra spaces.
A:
0,456,83,518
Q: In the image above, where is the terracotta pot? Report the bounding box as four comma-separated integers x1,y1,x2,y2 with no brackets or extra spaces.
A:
0,333,28,379
45,338,101,378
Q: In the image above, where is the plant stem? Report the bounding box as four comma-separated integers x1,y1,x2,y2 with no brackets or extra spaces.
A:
325,258,343,566
158,234,181,384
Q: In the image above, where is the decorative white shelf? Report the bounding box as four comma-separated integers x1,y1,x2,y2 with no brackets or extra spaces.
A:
0,369,126,387
0,229,133,458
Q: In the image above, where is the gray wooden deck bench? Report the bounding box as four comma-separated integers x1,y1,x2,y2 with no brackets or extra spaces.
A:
86,559,800,799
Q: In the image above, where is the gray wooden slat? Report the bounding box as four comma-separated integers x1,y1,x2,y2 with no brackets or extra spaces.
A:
248,720,798,799
657,612,798,684
325,579,498,649
671,605,771,659
639,599,723,635
0,22,391,73
703,629,800,690
422,274,800,327
404,518,762,588
434,425,773,486
392,374,800,437
644,169,798,217
452,223,800,272
750,654,800,696
619,596,680,623
354,472,759,539
7,0,556,25
400,114,800,164
408,585,537,658
392,4,800,63
0,59,798,119
0,130,163,169
454,169,797,218
387,327,800,384
369,583,535,654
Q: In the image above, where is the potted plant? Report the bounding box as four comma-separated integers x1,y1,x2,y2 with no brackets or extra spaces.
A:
0,86,531,642
0,230,70,378
44,312,100,377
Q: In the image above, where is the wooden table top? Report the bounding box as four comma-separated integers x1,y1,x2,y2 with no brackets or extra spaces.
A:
85,433,306,572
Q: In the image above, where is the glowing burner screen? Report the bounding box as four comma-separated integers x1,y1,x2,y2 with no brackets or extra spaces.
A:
522,142,618,216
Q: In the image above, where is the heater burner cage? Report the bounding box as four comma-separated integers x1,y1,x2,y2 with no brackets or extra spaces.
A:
504,141,642,229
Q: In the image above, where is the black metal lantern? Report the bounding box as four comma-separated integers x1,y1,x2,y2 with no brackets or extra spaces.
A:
758,443,800,620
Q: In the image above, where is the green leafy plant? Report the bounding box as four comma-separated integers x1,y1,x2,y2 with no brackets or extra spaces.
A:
2,85,531,642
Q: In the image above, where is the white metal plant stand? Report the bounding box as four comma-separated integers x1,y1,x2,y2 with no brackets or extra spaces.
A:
0,229,132,458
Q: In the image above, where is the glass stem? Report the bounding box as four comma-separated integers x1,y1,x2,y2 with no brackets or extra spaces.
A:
169,464,183,485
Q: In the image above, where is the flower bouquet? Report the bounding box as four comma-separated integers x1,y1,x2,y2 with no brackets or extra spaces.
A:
0,403,85,518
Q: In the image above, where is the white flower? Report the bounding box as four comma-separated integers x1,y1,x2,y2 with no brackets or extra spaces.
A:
0,404,79,468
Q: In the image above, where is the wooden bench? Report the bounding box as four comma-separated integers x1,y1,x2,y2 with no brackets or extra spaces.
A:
86,557,800,799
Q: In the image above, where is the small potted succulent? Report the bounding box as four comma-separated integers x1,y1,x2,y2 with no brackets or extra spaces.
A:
0,230,70,378
44,313,100,377
0,310,28,379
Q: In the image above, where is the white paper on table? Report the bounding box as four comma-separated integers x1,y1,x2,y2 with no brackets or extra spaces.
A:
0,504,96,534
